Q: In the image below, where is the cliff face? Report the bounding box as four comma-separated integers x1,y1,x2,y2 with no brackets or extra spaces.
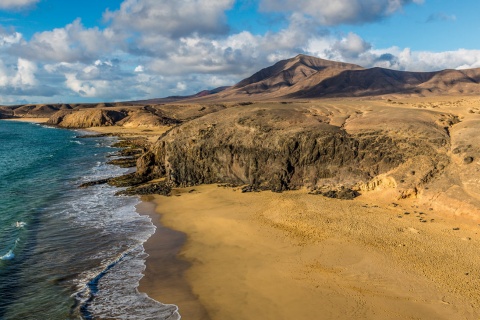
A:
46,104,230,128
0,106,14,119
47,109,128,127
138,104,451,193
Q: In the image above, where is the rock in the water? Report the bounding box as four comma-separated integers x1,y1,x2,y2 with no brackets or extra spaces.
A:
107,158,138,168
116,182,172,196
79,179,110,188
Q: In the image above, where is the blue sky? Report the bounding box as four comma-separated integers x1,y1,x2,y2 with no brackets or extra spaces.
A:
0,0,479,104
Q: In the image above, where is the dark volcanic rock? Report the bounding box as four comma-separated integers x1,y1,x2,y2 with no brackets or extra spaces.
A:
116,182,172,196
107,173,150,188
79,179,110,188
107,157,137,168
0,106,14,119
315,188,360,200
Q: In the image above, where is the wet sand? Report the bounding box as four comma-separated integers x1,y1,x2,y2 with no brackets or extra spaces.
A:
137,198,210,319
2,117,50,123
143,185,480,320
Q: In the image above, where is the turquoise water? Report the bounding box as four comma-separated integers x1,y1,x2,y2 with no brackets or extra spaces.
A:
0,121,179,319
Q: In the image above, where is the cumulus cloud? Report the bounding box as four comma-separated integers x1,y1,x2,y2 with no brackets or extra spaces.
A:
104,0,234,39
9,19,117,63
259,0,423,25
1,0,480,105
0,58,58,102
12,58,37,86
0,58,37,87
0,28,22,46
0,0,39,10
332,32,372,59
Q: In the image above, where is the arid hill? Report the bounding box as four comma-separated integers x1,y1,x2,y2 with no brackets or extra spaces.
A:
188,54,480,101
130,97,480,219
128,86,230,105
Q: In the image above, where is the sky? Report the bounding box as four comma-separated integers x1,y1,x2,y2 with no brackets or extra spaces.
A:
0,0,479,104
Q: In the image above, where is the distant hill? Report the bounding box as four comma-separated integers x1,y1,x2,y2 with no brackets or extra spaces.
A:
184,54,480,101
128,86,230,104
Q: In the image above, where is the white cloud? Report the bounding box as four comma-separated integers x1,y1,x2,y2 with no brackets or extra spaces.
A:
0,0,39,10
1,0,479,105
259,0,423,25
175,81,187,91
10,19,116,63
0,30,23,46
65,73,97,97
12,58,37,86
332,32,372,59
104,0,234,39
0,58,37,87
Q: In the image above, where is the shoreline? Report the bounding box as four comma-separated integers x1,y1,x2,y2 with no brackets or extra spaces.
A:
7,97,480,318
149,184,480,320
0,120,181,316
136,198,210,319
81,125,205,317
1,117,50,123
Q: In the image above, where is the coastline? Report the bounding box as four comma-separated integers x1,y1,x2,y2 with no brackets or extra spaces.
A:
7,97,480,319
0,119,182,316
80,124,199,317
2,117,50,123
149,184,480,320
136,198,210,319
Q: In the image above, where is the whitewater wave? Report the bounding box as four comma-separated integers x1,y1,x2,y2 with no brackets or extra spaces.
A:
0,250,14,261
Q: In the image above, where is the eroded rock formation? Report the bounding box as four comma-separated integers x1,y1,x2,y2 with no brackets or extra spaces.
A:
136,104,452,194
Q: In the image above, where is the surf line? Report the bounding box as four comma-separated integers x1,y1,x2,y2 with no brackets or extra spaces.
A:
74,244,180,320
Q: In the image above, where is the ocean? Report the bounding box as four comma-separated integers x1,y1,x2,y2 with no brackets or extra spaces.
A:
0,120,180,319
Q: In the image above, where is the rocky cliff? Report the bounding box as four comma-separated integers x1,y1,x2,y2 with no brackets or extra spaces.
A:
137,103,452,195
47,109,128,127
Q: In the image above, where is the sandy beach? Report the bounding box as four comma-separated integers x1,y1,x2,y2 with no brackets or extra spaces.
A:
2,117,50,123
8,97,480,319
142,184,480,320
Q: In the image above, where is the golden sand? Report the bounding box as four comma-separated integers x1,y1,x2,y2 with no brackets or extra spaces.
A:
144,185,480,320
2,117,50,123
85,125,169,143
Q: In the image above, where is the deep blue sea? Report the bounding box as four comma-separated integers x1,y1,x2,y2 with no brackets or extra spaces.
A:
0,121,180,319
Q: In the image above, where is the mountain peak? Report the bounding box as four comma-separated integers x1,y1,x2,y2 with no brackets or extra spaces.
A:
232,54,363,93
182,55,480,102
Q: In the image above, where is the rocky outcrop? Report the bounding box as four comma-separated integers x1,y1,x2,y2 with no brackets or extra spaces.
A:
0,106,14,119
47,109,127,127
136,104,451,193
116,109,180,127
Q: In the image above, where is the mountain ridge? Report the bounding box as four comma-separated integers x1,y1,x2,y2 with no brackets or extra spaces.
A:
186,54,480,101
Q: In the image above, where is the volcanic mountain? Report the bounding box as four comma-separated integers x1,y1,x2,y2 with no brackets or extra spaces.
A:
189,54,480,101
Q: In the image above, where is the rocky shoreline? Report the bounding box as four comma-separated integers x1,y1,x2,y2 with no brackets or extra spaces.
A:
3,96,480,218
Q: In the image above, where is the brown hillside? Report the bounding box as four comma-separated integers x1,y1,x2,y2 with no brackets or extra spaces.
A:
189,55,480,101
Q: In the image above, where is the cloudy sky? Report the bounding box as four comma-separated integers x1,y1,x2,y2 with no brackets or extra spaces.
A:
0,0,479,104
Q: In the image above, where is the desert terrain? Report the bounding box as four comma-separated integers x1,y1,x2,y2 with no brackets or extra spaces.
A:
3,55,480,319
